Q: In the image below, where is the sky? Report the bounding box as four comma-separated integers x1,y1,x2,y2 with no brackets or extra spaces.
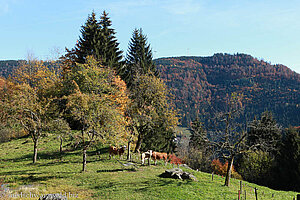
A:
1,0,300,73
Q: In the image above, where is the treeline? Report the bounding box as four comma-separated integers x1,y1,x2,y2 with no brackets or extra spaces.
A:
0,60,24,78
156,54,300,127
0,11,178,172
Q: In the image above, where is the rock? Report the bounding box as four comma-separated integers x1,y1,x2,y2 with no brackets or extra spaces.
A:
159,168,197,181
38,194,67,200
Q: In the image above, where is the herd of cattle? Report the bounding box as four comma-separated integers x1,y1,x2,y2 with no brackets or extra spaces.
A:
108,145,178,165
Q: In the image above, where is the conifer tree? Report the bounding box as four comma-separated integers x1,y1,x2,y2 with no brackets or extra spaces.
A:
121,28,158,87
62,11,123,73
98,11,123,70
64,11,100,65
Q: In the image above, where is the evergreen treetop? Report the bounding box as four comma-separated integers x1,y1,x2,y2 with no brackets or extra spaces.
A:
62,11,123,73
121,28,158,87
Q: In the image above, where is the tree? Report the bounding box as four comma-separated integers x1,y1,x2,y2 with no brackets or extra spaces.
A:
200,93,281,186
49,118,71,155
75,11,100,64
187,119,212,171
129,73,178,153
275,127,300,191
62,56,130,172
238,150,274,185
247,111,282,153
62,11,123,74
0,77,23,142
121,28,158,87
4,59,58,163
62,11,100,74
98,11,123,71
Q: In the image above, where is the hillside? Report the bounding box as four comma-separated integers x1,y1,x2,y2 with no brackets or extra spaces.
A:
0,134,297,199
155,53,300,127
0,60,24,78
1,53,299,128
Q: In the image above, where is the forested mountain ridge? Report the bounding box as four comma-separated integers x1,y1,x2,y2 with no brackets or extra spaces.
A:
0,60,24,78
1,53,299,127
155,53,300,127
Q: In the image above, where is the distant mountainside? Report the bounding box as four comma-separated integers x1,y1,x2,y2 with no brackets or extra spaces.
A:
155,53,300,127
1,53,299,127
0,60,24,78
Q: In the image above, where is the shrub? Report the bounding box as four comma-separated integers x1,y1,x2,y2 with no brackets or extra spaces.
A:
238,151,274,185
168,154,184,165
211,159,242,179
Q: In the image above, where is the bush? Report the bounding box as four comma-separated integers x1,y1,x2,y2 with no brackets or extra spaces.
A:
185,147,212,172
238,151,274,185
211,159,242,180
168,154,184,165
0,127,27,143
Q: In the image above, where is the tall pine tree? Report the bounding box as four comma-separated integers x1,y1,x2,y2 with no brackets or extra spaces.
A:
63,11,100,67
62,11,123,73
98,11,123,70
121,28,158,87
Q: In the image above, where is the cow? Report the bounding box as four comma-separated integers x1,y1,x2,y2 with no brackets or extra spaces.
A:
151,151,168,165
141,150,153,165
109,145,126,159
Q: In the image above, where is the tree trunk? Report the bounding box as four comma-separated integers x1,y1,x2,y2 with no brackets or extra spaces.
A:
82,148,87,172
224,156,234,186
134,134,143,153
60,137,63,154
127,140,131,161
33,139,38,163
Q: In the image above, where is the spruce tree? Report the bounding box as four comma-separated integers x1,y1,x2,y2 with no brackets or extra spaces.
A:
62,11,123,72
121,28,158,87
248,111,282,152
98,11,123,70
66,12,100,64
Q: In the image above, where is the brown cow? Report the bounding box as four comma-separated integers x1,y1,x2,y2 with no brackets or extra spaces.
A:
109,145,126,159
151,151,168,165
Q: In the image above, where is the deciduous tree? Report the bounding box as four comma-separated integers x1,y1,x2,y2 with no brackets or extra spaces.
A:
62,56,130,171
130,73,178,153
199,93,281,186
4,59,58,163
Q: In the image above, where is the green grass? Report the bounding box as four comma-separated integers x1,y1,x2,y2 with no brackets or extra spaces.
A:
0,134,298,200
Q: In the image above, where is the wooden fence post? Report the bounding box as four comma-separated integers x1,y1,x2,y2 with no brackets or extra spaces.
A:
244,190,246,200
254,188,258,200
212,172,214,181
240,181,243,195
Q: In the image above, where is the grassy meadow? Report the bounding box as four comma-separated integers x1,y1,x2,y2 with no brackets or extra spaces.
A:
0,134,298,200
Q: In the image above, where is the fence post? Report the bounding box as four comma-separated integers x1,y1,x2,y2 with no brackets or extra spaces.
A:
238,190,241,200
254,188,258,200
240,181,243,196
244,190,246,200
212,172,214,181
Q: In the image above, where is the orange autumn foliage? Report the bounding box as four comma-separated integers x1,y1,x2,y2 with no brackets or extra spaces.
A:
211,159,242,179
168,154,184,165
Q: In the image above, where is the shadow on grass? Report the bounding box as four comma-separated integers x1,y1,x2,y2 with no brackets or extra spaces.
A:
97,168,136,173
1,150,82,163
90,147,109,155
0,169,38,176
17,174,60,183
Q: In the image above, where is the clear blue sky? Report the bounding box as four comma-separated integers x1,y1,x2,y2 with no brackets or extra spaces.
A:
1,0,300,73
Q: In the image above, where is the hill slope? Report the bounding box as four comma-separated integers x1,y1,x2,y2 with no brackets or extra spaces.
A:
1,53,299,127
155,53,300,127
0,134,297,199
